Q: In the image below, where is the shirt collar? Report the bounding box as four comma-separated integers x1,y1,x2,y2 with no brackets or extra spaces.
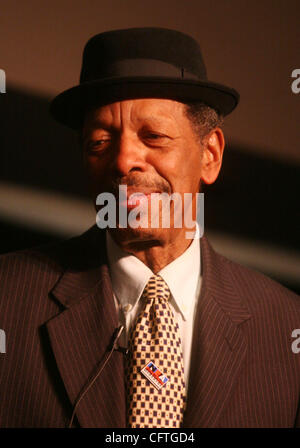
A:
106,230,201,321
158,234,200,320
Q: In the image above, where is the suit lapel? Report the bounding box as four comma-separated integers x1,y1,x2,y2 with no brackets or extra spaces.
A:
183,237,252,427
44,227,252,428
45,227,126,427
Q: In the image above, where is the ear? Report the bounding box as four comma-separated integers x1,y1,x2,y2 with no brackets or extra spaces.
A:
200,128,225,184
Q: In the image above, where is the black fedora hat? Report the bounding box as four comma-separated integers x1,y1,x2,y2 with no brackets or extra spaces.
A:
50,27,239,129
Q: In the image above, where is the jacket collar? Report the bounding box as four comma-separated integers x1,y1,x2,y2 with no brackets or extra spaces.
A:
46,227,251,427
183,236,252,427
46,226,126,427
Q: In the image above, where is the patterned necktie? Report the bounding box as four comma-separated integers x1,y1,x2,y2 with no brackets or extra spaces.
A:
126,274,186,428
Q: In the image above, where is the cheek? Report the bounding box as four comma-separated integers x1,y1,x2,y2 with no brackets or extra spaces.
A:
150,149,202,192
84,157,107,195
84,154,106,177
85,159,99,177
183,147,203,183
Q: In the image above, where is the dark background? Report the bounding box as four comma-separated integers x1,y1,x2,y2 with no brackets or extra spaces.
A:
0,0,299,293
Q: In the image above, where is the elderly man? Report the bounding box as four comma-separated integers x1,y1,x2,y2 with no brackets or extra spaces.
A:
0,28,299,428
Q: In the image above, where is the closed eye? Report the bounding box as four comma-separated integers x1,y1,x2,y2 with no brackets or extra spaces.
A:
141,132,170,146
85,138,111,153
147,133,163,139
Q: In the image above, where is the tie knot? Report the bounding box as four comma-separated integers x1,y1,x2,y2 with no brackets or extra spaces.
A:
143,274,170,303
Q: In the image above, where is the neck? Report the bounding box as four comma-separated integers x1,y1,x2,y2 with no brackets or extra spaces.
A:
108,227,194,273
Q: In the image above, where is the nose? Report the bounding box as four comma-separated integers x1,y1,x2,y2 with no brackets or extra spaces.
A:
111,133,147,176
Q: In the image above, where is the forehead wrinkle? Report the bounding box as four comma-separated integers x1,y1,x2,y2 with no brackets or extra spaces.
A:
130,100,186,126
83,119,115,136
135,115,172,125
84,100,188,134
133,111,187,133
90,102,129,131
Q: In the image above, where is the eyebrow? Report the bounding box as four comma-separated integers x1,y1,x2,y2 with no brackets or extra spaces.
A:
84,119,115,131
135,115,175,126
82,113,179,144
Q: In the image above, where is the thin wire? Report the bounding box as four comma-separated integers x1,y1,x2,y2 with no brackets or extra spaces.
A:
68,326,124,428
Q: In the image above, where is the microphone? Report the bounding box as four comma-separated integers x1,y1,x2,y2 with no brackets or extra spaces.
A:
109,325,128,354
67,325,125,428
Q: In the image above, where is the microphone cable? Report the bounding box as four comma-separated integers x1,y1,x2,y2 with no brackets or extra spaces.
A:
67,325,126,428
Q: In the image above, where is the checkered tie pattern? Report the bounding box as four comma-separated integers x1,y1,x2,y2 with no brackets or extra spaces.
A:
126,274,186,428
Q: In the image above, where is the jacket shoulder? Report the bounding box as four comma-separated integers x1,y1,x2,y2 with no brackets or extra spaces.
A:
215,248,300,320
0,243,64,282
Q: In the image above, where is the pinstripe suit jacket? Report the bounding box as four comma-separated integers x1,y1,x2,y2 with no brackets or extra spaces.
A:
0,225,299,427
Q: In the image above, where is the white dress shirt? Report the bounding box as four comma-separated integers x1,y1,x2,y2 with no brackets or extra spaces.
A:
106,230,202,388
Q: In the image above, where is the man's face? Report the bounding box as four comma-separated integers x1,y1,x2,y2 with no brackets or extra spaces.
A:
82,98,209,245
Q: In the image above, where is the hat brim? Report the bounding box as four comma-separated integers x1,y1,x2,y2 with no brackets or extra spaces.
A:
49,77,239,129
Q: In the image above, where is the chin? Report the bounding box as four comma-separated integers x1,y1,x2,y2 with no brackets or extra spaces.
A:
109,225,165,246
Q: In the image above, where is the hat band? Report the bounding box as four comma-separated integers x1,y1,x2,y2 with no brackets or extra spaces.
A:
81,58,201,82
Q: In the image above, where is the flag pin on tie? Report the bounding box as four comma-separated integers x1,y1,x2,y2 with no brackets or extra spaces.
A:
141,361,169,390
